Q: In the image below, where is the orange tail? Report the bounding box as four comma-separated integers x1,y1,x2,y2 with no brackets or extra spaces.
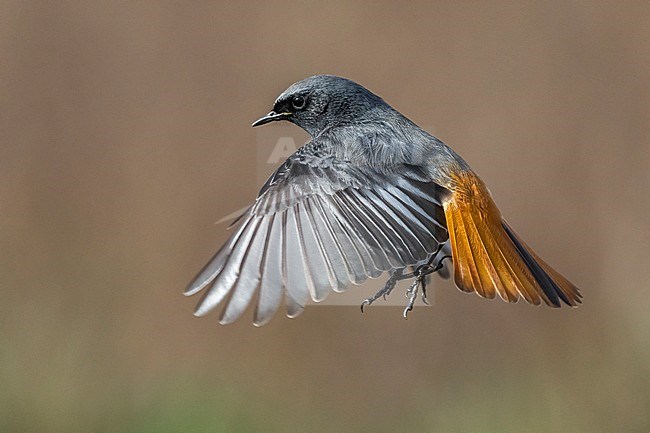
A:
442,172,582,307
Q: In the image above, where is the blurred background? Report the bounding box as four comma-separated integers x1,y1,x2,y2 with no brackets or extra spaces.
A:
1,1,648,432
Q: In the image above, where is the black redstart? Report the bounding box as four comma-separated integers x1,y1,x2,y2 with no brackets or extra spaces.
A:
185,75,581,325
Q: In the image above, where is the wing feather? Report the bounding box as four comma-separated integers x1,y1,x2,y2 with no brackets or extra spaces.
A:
185,215,253,296
314,196,377,281
363,189,431,258
302,200,348,292
254,214,285,326
373,188,437,253
337,191,404,268
350,191,419,264
193,216,261,317
219,216,270,324
331,193,394,271
187,140,448,324
295,202,332,302
384,185,448,244
283,207,311,307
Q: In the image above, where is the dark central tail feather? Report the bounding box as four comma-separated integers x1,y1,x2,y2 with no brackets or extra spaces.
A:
502,221,582,307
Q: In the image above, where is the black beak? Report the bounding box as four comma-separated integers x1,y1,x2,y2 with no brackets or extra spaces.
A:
251,111,291,127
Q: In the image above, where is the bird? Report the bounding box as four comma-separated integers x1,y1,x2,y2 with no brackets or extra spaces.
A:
185,75,582,326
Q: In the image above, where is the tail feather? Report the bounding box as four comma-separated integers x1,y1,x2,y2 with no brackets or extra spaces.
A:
466,210,523,303
443,172,581,307
503,222,582,306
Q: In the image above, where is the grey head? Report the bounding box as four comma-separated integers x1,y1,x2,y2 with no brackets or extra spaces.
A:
252,75,397,136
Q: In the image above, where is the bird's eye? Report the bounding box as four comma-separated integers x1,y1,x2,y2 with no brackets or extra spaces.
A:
291,95,307,110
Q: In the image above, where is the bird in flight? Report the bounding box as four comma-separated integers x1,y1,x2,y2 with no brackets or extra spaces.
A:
185,75,582,326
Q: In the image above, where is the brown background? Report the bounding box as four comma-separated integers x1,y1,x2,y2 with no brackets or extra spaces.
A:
1,1,648,431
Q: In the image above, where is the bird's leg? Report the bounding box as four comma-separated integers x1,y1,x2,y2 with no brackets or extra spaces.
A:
420,275,430,305
402,244,453,318
361,244,453,316
361,268,409,312
414,252,452,306
403,279,420,318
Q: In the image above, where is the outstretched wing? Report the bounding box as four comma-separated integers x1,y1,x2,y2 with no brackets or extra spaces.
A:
185,144,449,325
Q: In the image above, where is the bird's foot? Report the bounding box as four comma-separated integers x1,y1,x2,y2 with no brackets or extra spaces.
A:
360,246,453,318
421,275,430,305
360,263,434,316
403,279,420,318
406,254,452,315
402,265,434,317
361,268,406,312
